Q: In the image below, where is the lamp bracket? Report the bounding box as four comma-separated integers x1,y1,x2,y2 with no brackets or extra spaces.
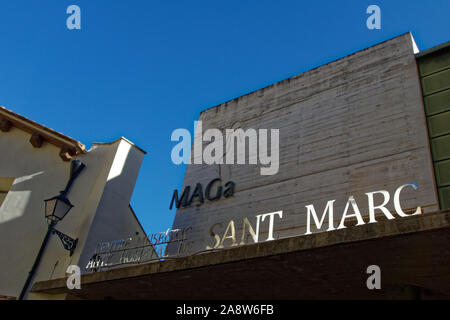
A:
52,228,78,256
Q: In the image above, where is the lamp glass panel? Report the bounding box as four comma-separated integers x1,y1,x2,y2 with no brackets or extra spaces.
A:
45,198,57,220
53,198,73,221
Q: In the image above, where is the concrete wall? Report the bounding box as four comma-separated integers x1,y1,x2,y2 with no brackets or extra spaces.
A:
0,125,145,299
171,33,440,254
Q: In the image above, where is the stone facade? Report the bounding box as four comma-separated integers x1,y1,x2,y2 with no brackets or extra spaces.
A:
171,33,439,254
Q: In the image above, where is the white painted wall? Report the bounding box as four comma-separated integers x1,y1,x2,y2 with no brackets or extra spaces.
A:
0,126,146,299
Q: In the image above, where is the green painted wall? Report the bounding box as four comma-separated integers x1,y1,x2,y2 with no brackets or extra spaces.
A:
417,44,450,209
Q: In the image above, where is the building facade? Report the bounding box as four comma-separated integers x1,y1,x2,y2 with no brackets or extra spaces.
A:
170,33,439,253
6,32,450,299
0,106,147,299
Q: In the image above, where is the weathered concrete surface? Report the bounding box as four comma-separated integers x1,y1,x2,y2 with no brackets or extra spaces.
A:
170,33,439,254
32,210,450,299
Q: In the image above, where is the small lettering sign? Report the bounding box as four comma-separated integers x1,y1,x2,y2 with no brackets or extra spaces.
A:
170,178,235,210
86,227,193,272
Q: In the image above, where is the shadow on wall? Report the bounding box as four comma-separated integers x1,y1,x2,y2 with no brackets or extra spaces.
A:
76,140,147,275
0,138,146,297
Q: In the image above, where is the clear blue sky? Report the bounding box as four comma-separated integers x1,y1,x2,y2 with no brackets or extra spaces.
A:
0,1,448,236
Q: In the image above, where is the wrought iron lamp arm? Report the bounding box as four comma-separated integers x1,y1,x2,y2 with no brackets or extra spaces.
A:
52,228,78,256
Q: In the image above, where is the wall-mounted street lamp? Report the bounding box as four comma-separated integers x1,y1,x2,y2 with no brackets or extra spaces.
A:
18,160,86,300
44,192,74,223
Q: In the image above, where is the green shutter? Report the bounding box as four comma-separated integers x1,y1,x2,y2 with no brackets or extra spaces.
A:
431,135,450,161
427,111,450,138
439,186,450,210
418,50,450,77
417,44,450,209
424,89,450,116
435,160,450,187
421,68,450,96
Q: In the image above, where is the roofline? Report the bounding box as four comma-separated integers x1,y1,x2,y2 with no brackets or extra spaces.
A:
0,106,85,151
415,41,450,59
200,32,417,115
91,137,147,155
1,106,147,161
0,106,86,161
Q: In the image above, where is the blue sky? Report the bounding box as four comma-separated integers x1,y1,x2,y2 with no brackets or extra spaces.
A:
0,1,448,236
